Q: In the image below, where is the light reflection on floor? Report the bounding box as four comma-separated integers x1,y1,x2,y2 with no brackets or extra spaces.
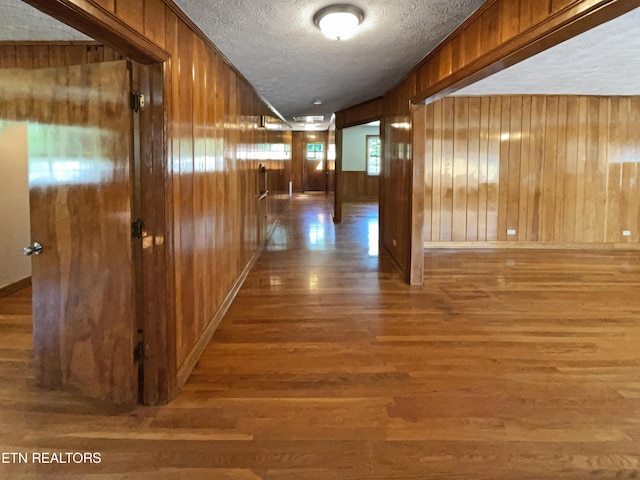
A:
368,218,378,256
253,194,390,294
266,196,380,257
305,210,336,251
307,221,325,248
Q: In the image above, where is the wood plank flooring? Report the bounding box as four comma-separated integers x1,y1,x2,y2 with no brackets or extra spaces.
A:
1,192,640,479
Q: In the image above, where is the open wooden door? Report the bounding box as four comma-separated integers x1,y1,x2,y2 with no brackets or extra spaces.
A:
0,61,138,404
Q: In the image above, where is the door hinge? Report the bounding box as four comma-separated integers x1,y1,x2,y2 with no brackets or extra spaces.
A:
131,218,147,239
134,340,149,363
130,91,145,113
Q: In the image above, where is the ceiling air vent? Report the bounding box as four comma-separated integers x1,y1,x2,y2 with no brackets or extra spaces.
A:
293,115,325,123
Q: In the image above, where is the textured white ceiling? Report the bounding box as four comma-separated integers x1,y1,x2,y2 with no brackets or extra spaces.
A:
172,0,485,129
0,0,91,41
453,6,640,97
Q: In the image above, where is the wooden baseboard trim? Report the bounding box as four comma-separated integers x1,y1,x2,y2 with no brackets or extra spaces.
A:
343,196,378,202
423,241,640,250
0,277,31,298
174,256,255,389
174,204,289,392
383,243,408,280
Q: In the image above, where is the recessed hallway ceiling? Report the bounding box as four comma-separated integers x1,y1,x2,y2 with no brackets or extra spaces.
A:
171,0,485,129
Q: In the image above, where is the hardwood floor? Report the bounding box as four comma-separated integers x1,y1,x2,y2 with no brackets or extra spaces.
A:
1,192,639,479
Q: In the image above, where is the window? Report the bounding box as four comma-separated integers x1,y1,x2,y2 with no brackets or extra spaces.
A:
366,135,380,176
306,143,323,160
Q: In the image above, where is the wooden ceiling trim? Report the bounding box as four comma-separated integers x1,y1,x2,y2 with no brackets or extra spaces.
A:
335,97,384,130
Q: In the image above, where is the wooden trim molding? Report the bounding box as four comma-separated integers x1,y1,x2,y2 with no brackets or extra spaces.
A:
0,277,31,299
408,104,425,285
333,129,343,223
22,0,170,64
335,97,383,130
408,0,500,78
424,242,640,250
384,243,408,280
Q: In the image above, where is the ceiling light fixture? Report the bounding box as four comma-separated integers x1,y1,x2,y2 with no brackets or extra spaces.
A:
313,4,364,41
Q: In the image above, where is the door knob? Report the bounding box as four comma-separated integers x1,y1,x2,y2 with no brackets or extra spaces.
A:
23,242,43,256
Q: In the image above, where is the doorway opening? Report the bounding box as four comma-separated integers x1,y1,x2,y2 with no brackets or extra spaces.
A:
336,120,381,257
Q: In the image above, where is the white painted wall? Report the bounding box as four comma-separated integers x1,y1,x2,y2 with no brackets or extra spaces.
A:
0,123,31,289
342,125,379,171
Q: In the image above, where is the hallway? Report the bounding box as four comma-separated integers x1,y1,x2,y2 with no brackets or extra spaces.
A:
1,193,640,479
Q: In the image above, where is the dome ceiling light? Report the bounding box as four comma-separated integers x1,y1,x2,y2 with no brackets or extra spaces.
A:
313,4,365,41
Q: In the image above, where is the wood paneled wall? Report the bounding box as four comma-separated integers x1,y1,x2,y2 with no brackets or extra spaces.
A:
292,132,304,192
422,95,640,246
335,97,383,129
341,172,378,199
163,6,292,388
0,43,125,68
380,76,417,278
18,0,293,402
364,0,639,282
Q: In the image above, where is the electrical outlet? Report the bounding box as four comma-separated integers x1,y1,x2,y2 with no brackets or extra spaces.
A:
507,229,516,235
622,230,631,237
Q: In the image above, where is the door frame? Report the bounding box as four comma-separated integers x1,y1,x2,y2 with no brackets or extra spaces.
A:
130,61,167,404
333,117,381,224
20,0,171,404
302,139,328,192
